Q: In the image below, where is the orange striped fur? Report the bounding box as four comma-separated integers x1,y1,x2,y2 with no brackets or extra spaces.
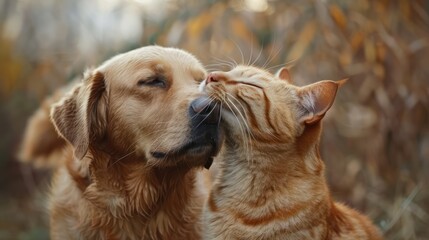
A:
201,66,382,240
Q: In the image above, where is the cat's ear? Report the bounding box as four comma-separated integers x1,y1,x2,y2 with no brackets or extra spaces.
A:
297,79,346,125
275,67,293,84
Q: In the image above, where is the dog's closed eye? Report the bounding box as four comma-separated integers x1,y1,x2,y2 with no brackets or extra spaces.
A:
137,75,166,88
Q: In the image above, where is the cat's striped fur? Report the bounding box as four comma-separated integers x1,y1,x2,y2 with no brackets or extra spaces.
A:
201,66,382,240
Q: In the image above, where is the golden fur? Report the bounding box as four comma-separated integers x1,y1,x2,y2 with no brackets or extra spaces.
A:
201,66,383,239
19,46,215,239
18,83,72,168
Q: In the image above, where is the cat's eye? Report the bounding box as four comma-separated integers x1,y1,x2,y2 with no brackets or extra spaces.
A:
137,76,166,88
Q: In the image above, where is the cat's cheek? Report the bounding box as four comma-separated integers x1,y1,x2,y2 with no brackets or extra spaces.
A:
198,80,207,92
221,112,241,133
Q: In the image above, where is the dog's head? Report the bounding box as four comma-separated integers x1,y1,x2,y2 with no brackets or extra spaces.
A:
51,46,222,169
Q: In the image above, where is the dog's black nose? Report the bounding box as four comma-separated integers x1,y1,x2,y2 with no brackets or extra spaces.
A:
190,96,220,124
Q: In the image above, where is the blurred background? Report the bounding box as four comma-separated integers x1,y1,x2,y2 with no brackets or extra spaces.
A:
1,0,428,239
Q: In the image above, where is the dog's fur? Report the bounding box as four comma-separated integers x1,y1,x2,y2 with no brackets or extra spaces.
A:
19,46,216,239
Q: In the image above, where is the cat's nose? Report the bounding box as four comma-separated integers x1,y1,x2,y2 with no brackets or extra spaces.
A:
206,73,220,84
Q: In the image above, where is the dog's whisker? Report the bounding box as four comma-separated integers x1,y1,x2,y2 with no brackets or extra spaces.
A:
149,131,174,154
108,149,137,168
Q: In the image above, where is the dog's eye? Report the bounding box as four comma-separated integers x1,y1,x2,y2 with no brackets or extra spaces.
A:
137,76,166,88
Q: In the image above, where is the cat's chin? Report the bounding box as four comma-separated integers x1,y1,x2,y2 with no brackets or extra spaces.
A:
219,120,243,146
219,111,245,132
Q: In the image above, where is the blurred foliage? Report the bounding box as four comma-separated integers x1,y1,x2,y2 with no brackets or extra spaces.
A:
1,0,428,239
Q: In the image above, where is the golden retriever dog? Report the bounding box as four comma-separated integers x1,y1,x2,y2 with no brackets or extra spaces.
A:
19,46,223,239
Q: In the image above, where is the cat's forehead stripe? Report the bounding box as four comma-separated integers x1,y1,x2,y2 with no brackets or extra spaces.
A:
234,70,272,82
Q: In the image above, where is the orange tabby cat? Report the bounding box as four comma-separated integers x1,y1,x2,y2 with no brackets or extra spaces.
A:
200,66,382,239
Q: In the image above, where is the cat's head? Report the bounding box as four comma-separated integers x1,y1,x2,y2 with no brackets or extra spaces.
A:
199,65,345,152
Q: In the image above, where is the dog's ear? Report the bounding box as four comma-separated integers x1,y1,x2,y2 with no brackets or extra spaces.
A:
50,70,107,159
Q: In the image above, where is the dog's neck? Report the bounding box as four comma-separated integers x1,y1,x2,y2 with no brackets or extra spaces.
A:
67,147,203,239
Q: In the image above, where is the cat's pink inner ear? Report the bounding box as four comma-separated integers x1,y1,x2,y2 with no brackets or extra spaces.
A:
297,80,346,124
275,67,292,84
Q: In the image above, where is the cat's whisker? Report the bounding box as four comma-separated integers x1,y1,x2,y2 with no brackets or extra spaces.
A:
225,93,256,141
211,56,236,70
226,56,238,68
205,66,228,72
225,98,253,164
223,94,254,161
266,58,298,72
262,41,282,69
205,63,231,68
247,37,254,66
217,101,223,130
251,45,264,67
205,61,233,71
231,40,245,66
223,98,250,161
193,101,218,130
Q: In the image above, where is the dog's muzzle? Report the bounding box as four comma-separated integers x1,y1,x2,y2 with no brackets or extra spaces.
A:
150,96,222,169
188,96,222,169
190,96,220,124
